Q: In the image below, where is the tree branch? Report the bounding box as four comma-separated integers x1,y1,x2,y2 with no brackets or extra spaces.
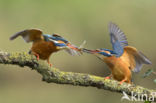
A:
0,50,155,102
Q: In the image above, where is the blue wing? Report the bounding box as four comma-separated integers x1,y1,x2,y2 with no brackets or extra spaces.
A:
43,34,68,47
51,34,69,43
43,33,69,43
109,22,128,57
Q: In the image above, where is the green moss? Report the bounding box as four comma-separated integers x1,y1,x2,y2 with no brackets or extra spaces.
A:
0,50,155,102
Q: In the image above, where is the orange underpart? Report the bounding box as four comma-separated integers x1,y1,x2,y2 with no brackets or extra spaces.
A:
31,41,58,60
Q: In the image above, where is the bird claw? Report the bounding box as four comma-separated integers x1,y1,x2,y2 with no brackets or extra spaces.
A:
104,76,110,79
104,75,111,80
36,56,39,61
35,54,39,61
119,79,126,85
119,82,123,85
30,51,40,61
47,60,53,67
48,63,53,67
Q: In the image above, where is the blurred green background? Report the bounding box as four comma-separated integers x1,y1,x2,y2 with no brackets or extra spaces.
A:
0,0,156,103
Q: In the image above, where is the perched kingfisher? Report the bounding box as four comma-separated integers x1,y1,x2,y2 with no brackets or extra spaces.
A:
10,29,83,67
83,22,152,84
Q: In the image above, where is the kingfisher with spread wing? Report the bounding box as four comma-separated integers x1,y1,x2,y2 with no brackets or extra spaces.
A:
83,22,152,84
10,29,82,67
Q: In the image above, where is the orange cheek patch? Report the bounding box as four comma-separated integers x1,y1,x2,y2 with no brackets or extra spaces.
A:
105,51,111,54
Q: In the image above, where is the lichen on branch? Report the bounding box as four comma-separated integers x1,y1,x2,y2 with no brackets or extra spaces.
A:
0,50,155,102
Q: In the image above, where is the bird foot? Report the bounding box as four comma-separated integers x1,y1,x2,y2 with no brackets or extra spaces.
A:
34,54,40,61
47,60,53,67
48,63,53,67
30,52,40,61
105,76,110,79
104,76,111,80
119,79,126,85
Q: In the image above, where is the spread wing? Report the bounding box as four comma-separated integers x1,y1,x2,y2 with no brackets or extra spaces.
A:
10,29,43,42
43,34,82,56
123,46,152,72
109,22,128,57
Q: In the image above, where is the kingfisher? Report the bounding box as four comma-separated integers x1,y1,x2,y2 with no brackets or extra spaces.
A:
83,22,152,84
10,29,83,67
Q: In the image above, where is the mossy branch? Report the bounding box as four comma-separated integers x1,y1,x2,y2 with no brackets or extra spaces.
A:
0,50,155,102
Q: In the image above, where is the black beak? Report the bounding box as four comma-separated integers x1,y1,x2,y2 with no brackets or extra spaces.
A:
82,48,99,54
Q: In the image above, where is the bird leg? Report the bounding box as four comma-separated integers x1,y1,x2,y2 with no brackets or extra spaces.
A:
30,51,40,61
119,79,127,85
47,58,53,67
104,74,112,80
34,53,40,61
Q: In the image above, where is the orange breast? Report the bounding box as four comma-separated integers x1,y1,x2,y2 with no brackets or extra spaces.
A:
104,55,131,81
31,40,58,60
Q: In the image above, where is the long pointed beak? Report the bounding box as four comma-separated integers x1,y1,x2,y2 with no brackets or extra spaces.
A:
82,48,99,54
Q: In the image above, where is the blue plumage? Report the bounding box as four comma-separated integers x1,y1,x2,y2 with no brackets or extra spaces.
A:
88,22,128,57
43,34,68,43
99,48,116,54
43,34,68,47
54,43,66,47
111,41,124,57
43,34,51,41
51,34,69,43
99,52,112,57
109,22,128,57
43,34,81,56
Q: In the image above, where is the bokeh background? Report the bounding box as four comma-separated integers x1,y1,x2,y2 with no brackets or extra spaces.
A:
0,0,156,103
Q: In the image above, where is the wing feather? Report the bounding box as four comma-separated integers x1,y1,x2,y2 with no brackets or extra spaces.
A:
109,22,128,57
10,30,27,40
123,46,152,72
10,29,43,42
